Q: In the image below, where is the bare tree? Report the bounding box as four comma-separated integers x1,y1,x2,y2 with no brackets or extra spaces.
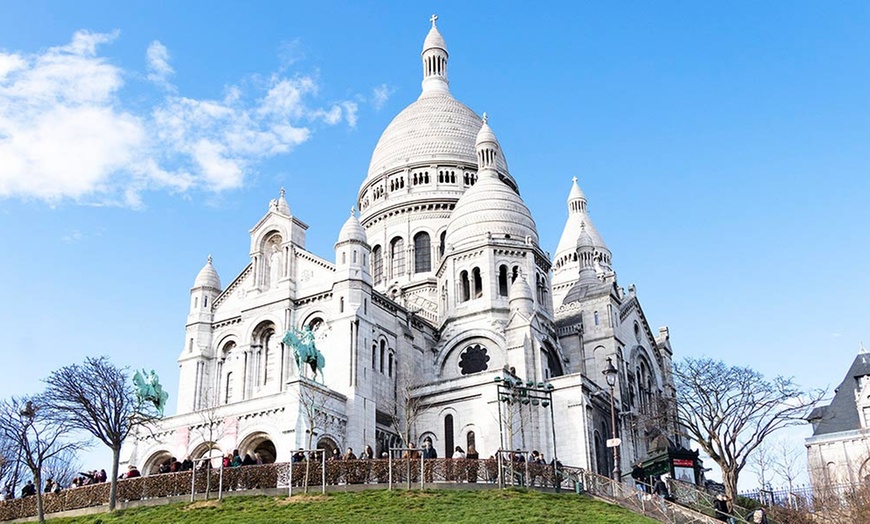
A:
189,389,227,499
748,440,773,496
0,396,86,523
41,356,160,511
0,433,22,493
296,379,336,491
772,438,804,506
391,360,424,448
673,357,824,505
41,448,81,488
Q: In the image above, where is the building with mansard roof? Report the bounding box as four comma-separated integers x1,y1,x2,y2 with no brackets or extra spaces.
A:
806,345,870,485
121,17,681,481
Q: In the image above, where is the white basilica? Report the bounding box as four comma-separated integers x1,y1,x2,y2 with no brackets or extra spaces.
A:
121,18,680,480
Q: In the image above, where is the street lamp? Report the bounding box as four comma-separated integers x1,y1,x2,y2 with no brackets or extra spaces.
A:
602,357,621,482
494,374,560,491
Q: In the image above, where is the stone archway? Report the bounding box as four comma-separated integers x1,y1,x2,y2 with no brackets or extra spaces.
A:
143,450,173,476
317,436,339,459
191,442,223,468
239,432,277,464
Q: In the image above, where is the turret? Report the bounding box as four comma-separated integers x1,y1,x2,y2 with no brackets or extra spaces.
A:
509,271,534,317
552,177,612,304
179,255,221,414
188,255,220,323
420,14,449,96
334,207,372,286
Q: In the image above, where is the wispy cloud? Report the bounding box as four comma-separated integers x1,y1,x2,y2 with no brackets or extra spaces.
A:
0,30,359,207
146,40,174,90
371,83,395,110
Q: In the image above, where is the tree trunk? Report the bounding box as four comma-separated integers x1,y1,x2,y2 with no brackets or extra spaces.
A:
34,469,45,524
721,468,739,514
109,446,120,511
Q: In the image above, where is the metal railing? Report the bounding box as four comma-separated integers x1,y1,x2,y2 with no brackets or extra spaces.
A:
0,459,727,522
577,470,725,524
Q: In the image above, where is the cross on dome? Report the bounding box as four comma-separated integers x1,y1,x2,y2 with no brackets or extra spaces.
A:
430,14,438,27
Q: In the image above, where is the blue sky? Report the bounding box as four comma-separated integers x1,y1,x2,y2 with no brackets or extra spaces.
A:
1,1,869,486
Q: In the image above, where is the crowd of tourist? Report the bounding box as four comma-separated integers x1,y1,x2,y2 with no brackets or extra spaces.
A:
0,467,111,500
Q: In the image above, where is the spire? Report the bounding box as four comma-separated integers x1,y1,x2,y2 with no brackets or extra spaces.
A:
275,187,290,215
552,177,613,295
420,14,450,96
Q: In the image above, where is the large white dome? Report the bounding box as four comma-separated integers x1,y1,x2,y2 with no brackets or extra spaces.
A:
365,93,508,182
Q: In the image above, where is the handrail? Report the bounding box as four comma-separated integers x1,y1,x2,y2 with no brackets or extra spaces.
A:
577,469,724,524
0,459,729,522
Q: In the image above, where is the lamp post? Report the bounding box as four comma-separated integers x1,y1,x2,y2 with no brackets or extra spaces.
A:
494,374,559,491
602,357,621,482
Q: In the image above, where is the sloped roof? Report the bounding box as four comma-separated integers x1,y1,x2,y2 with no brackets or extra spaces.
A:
809,352,870,436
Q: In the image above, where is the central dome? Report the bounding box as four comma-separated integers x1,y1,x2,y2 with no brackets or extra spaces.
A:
365,93,508,181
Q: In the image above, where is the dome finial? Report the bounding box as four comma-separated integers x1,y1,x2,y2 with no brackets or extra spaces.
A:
572,176,577,183
861,342,868,355
421,15,449,96
482,112,488,125
207,254,213,264
350,206,356,217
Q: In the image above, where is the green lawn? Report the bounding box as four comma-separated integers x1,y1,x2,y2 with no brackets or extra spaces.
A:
50,489,658,524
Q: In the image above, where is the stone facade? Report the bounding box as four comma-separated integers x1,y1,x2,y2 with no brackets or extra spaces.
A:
121,18,680,479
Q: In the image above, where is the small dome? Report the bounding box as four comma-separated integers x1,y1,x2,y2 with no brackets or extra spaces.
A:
509,272,534,302
194,255,221,290
445,121,537,250
576,222,595,249
475,115,498,148
423,24,447,53
337,208,367,245
445,172,538,249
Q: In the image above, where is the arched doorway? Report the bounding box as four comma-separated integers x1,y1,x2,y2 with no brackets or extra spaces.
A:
143,450,173,476
191,442,223,468
317,436,339,459
239,432,277,464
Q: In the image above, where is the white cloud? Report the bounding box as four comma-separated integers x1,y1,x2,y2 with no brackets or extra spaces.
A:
371,83,395,110
146,40,174,89
0,31,361,206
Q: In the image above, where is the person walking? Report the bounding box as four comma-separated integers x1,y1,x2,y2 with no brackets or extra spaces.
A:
713,494,731,522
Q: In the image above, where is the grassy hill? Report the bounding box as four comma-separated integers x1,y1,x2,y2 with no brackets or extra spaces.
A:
49,489,658,524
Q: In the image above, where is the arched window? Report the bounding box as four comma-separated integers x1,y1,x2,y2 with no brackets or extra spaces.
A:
414,232,431,273
225,371,233,404
372,245,383,285
594,311,600,326
263,333,272,385
390,237,405,277
459,270,470,302
498,265,508,296
439,231,447,258
466,431,476,452
340,297,345,313
388,352,394,377
444,414,455,458
372,344,377,370
472,267,483,298
380,340,386,373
